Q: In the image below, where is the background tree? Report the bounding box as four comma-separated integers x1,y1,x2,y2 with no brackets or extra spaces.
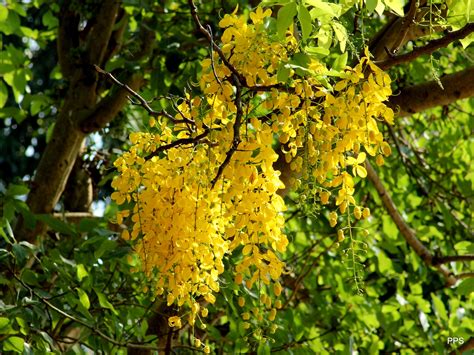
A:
0,0,473,353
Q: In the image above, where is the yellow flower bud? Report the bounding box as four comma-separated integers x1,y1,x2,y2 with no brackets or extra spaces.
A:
273,282,282,296
337,229,345,242
354,206,362,219
268,308,277,321
362,207,371,219
235,273,243,285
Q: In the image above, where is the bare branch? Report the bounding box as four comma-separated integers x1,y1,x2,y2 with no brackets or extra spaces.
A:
11,272,169,351
210,75,243,188
145,129,210,161
378,23,474,70
92,65,194,126
432,254,474,265
449,337,474,355
84,0,121,66
365,161,457,287
369,1,446,62
389,66,474,116
188,0,287,93
57,4,80,77
81,71,144,133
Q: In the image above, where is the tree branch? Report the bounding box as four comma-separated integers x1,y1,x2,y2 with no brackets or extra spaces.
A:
80,70,144,133
432,255,474,265
389,67,474,116
449,337,474,355
365,161,457,287
145,129,211,160
369,1,446,62
377,23,474,70
57,4,80,77
210,75,243,188
11,272,170,352
91,65,192,126
84,0,121,66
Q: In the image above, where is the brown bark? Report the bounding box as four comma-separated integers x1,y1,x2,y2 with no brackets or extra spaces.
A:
63,152,94,212
389,67,474,116
377,23,474,70
369,1,447,62
450,337,474,354
15,0,136,243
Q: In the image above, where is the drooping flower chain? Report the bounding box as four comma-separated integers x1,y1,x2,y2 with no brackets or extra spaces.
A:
111,7,393,335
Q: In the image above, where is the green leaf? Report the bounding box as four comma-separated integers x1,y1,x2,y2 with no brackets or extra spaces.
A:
332,52,348,71
277,64,291,82
431,294,448,322
6,183,29,197
307,0,342,22
0,317,10,330
20,26,38,39
42,11,58,30
15,317,28,334
1,218,16,243
39,331,54,346
77,288,91,310
76,264,89,281
377,250,393,274
0,11,21,35
96,291,118,315
366,0,378,12
257,342,271,355
306,46,330,57
331,22,347,52
384,0,404,16
9,3,27,17
0,6,8,22
46,122,55,143
297,4,312,42
460,32,474,48
21,269,39,286
277,2,297,39
0,81,7,108
457,278,474,296
3,69,26,103
94,239,117,259
317,24,332,49
12,244,28,266
3,336,24,352
35,214,77,236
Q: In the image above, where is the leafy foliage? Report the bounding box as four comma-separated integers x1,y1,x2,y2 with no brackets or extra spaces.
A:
0,0,473,353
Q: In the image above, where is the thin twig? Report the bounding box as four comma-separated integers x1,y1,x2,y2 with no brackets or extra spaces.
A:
283,241,337,309
11,272,167,351
377,23,474,69
145,129,210,160
93,65,194,125
188,0,287,93
458,272,474,279
210,75,243,187
365,161,458,287
432,254,474,265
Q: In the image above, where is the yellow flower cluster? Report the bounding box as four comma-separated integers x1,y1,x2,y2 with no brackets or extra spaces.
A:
111,6,393,332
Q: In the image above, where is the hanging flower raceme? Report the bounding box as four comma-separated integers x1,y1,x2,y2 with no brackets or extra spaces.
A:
112,6,393,333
